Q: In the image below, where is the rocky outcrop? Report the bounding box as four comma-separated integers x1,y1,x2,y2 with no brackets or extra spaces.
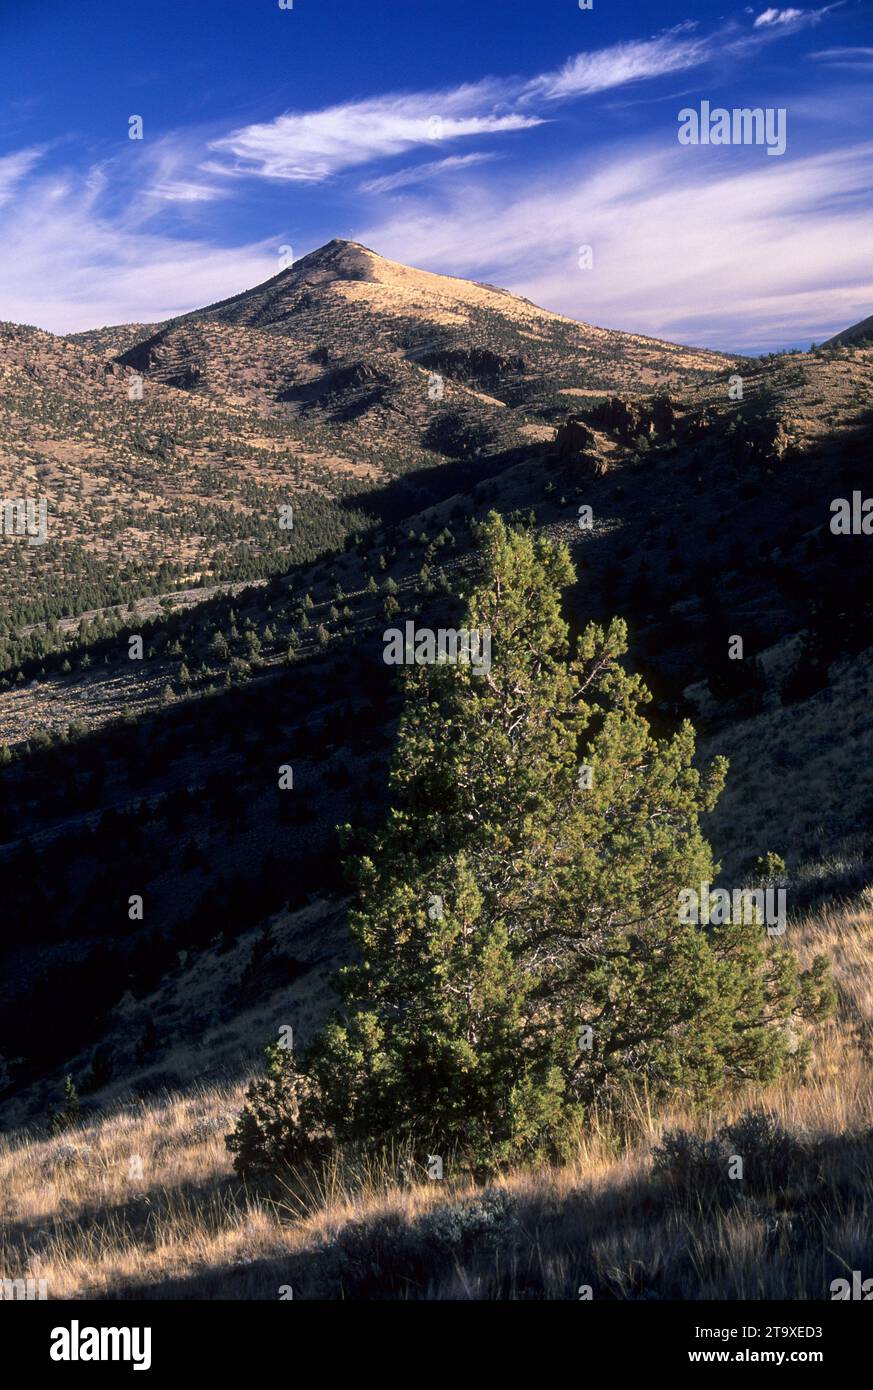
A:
589,393,676,442
416,345,526,383
553,417,608,476
554,416,595,457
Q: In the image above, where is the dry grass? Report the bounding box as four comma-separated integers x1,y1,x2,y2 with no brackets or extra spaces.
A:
701,648,873,890
2,898,871,1300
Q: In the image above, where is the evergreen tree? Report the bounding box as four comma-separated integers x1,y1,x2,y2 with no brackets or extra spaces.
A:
231,515,831,1174
51,1073,81,1132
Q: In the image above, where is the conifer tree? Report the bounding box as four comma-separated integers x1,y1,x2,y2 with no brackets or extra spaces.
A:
231,515,831,1173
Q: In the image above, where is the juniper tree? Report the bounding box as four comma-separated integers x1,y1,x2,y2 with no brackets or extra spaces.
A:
232,514,831,1173
304,853,566,1167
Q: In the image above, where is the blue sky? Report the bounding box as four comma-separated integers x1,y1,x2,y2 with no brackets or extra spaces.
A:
1,0,871,351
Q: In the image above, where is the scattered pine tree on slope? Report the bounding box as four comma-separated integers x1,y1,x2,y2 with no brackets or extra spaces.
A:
229,515,832,1174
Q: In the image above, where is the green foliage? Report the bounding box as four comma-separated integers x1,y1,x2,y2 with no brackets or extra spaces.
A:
226,1044,331,1176
51,1074,81,1132
233,514,833,1175
753,851,786,887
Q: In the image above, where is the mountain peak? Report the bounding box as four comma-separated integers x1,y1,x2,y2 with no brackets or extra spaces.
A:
315,237,372,253
181,239,734,382
290,238,380,282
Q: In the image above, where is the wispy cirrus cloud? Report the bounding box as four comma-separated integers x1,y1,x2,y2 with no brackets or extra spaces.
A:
754,7,806,26
206,84,540,184
145,180,227,203
753,5,838,29
811,45,873,68
0,145,47,206
201,13,838,190
204,31,717,186
359,152,497,195
0,148,274,332
528,29,711,101
356,139,873,351
130,134,229,210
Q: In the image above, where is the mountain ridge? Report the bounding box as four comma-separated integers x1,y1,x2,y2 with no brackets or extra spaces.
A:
823,311,873,348
72,238,741,367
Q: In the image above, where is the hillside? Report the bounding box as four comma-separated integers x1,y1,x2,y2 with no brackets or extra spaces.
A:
111,237,738,489
1,247,872,1270
185,238,733,390
0,241,735,667
1,896,869,1299
0,319,372,650
823,312,873,348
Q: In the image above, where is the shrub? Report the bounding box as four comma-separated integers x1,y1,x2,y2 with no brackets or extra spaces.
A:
319,1188,518,1297
226,1044,331,1177
652,1109,805,1197
415,1187,516,1254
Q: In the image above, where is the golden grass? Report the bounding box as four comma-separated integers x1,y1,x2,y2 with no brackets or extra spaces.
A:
2,898,871,1300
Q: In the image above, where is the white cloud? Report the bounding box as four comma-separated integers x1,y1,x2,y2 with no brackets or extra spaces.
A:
0,155,276,333
755,7,804,25
127,134,231,213
529,32,711,101
810,46,873,68
812,46,873,57
753,5,835,28
145,180,226,203
207,85,540,184
205,33,718,187
202,16,832,190
359,153,496,195
355,140,873,350
0,146,46,207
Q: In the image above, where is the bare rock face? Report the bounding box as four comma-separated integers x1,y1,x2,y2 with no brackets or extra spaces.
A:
415,346,526,384
553,417,608,476
554,416,596,458
737,414,794,464
589,393,676,442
